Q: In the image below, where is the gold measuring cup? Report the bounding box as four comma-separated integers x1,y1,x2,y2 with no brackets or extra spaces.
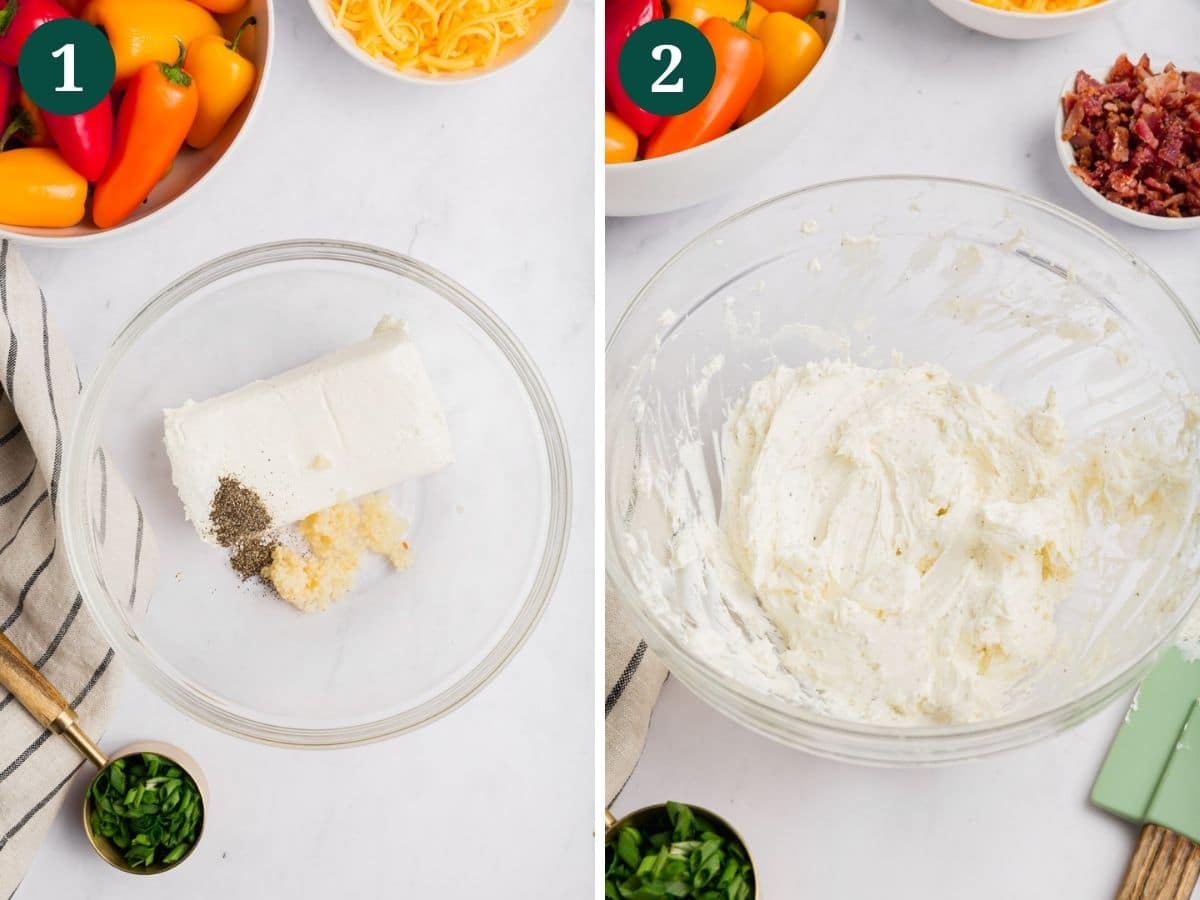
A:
0,631,208,874
604,803,759,899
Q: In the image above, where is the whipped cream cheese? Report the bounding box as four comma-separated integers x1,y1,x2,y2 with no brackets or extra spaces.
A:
164,318,454,543
721,362,1082,723
625,354,1199,727
619,226,1200,728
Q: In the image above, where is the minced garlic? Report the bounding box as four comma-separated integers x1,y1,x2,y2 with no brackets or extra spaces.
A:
263,494,412,613
358,494,414,569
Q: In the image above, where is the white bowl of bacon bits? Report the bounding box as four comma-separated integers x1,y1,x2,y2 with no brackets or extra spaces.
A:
1056,54,1200,230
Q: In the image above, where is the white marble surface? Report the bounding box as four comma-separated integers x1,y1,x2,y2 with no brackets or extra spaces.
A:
607,1,1200,898
13,2,594,897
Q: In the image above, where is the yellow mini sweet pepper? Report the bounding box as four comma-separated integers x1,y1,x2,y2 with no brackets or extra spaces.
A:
736,11,824,125
83,0,222,86
0,147,87,227
605,112,638,164
669,0,767,36
186,16,257,149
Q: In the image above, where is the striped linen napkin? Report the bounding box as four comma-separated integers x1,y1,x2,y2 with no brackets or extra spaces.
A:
0,242,154,898
605,587,667,805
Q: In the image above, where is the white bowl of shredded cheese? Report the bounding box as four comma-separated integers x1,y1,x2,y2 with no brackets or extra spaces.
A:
308,0,569,82
927,0,1129,39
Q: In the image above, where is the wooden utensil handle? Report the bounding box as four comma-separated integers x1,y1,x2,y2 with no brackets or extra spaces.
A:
1117,824,1200,900
0,630,71,727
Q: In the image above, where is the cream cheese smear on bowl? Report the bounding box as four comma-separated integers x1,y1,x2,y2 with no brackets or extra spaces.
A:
633,359,1199,726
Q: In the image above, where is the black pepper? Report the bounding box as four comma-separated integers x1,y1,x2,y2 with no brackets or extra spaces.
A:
210,477,276,584
210,476,271,548
229,536,278,581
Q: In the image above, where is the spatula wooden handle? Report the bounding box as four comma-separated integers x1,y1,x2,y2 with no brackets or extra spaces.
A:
0,630,70,728
1117,824,1200,900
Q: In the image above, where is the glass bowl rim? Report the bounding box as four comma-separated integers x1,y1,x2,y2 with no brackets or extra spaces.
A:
62,238,573,749
605,174,1200,759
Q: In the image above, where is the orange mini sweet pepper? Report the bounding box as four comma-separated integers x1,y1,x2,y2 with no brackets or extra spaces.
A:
191,0,245,11
644,0,764,159
669,0,767,36
83,0,221,86
93,42,198,228
186,15,255,149
605,112,638,164
756,0,817,16
736,11,825,125
0,120,86,227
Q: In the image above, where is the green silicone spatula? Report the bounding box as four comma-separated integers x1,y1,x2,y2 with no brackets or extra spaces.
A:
1093,647,1200,899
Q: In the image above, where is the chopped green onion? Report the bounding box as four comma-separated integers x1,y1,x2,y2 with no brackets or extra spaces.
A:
89,753,203,869
605,803,754,900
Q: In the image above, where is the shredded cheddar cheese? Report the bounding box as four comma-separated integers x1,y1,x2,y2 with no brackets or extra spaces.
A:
331,0,552,74
971,0,1104,11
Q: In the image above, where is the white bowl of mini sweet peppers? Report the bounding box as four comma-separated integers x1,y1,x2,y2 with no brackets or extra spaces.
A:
605,0,844,217
0,0,272,245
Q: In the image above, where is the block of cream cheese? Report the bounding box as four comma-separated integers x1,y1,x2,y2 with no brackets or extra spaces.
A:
164,318,454,544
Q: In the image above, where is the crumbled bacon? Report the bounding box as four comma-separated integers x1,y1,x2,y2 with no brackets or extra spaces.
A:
1062,54,1200,218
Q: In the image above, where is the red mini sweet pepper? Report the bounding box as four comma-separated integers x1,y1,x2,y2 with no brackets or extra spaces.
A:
0,0,71,67
606,0,663,138
43,95,111,181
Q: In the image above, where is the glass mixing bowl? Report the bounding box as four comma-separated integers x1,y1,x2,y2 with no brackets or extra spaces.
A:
606,177,1200,765
62,240,571,747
